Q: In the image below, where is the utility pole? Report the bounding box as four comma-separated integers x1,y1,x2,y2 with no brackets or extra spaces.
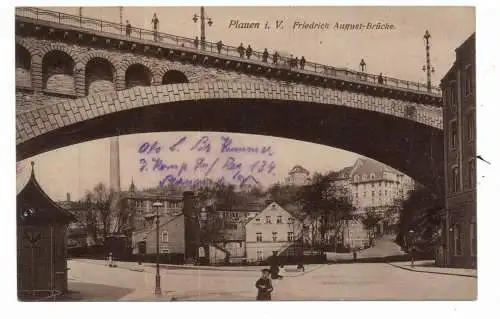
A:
193,6,213,51
422,30,435,93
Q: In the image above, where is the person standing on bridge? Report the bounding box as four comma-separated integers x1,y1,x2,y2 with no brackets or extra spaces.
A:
378,73,384,84
151,13,160,41
262,48,269,63
237,43,245,58
125,20,132,37
246,45,253,59
216,40,223,54
299,56,306,69
194,36,199,49
272,51,279,64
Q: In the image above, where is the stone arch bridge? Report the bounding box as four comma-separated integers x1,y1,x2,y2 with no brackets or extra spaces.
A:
15,7,444,194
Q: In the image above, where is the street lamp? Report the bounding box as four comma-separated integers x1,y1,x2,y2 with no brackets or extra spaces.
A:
422,30,435,93
192,6,213,51
359,59,366,72
152,200,164,296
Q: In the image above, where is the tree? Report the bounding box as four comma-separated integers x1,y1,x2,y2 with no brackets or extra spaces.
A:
298,173,355,253
267,183,301,207
361,208,382,241
396,185,444,251
77,183,133,244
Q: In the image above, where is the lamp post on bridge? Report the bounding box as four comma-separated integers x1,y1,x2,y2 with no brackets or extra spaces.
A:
152,200,164,296
422,30,435,93
193,6,213,51
359,59,366,72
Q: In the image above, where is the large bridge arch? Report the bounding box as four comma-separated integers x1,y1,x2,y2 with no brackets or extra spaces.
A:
16,81,444,194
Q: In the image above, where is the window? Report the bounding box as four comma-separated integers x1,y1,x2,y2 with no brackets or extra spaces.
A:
378,190,382,197
464,66,473,97
385,190,388,196
255,218,261,223
371,191,375,197
450,120,458,149
467,159,475,189
354,175,359,182
161,248,169,254
161,231,168,242
370,173,375,179
277,216,283,224
287,232,294,242
288,217,295,224
450,83,457,106
272,232,278,242
256,232,262,242
453,224,463,256
257,249,263,261
470,222,477,256
451,166,460,193
466,112,475,142
265,216,271,224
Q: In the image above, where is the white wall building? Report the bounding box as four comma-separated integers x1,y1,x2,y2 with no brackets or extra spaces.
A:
245,202,303,262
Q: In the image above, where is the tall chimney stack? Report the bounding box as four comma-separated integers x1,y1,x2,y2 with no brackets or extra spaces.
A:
109,136,121,234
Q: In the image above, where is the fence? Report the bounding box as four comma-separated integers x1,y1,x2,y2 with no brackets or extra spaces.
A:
16,7,442,96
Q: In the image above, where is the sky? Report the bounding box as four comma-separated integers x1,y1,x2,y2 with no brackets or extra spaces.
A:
16,6,475,201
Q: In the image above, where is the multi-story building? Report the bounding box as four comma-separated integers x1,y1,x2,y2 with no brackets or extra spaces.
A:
285,165,312,186
440,33,476,269
123,180,184,231
245,202,303,262
350,158,414,210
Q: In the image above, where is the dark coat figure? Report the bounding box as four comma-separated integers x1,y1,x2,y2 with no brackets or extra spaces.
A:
246,45,253,59
216,40,223,54
194,37,199,49
299,56,306,69
255,269,273,300
125,20,132,37
378,73,384,84
272,51,279,64
238,43,245,58
297,263,305,272
294,57,299,68
262,49,269,62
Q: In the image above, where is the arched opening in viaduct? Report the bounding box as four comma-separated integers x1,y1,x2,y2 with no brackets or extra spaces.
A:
42,50,75,95
15,44,31,87
17,98,444,195
125,64,152,89
162,70,189,85
85,57,115,95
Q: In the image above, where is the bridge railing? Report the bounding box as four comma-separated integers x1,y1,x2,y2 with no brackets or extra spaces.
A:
16,7,441,96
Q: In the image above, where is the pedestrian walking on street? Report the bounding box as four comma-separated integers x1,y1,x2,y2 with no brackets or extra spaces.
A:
246,45,253,59
255,268,273,301
262,48,269,63
237,43,245,58
151,13,160,41
216,40,223,54
125,20,132,37
299,56,306,69
272,51,279,64
194,36,199,49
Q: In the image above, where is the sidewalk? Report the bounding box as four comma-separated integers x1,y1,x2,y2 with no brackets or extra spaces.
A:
388,260,477,278
74,258,323,277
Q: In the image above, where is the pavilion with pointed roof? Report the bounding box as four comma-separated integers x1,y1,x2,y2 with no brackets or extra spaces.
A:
17,162,74,301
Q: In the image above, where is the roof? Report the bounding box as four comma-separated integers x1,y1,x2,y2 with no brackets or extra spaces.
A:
132,213,183,237
17,162,75,225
